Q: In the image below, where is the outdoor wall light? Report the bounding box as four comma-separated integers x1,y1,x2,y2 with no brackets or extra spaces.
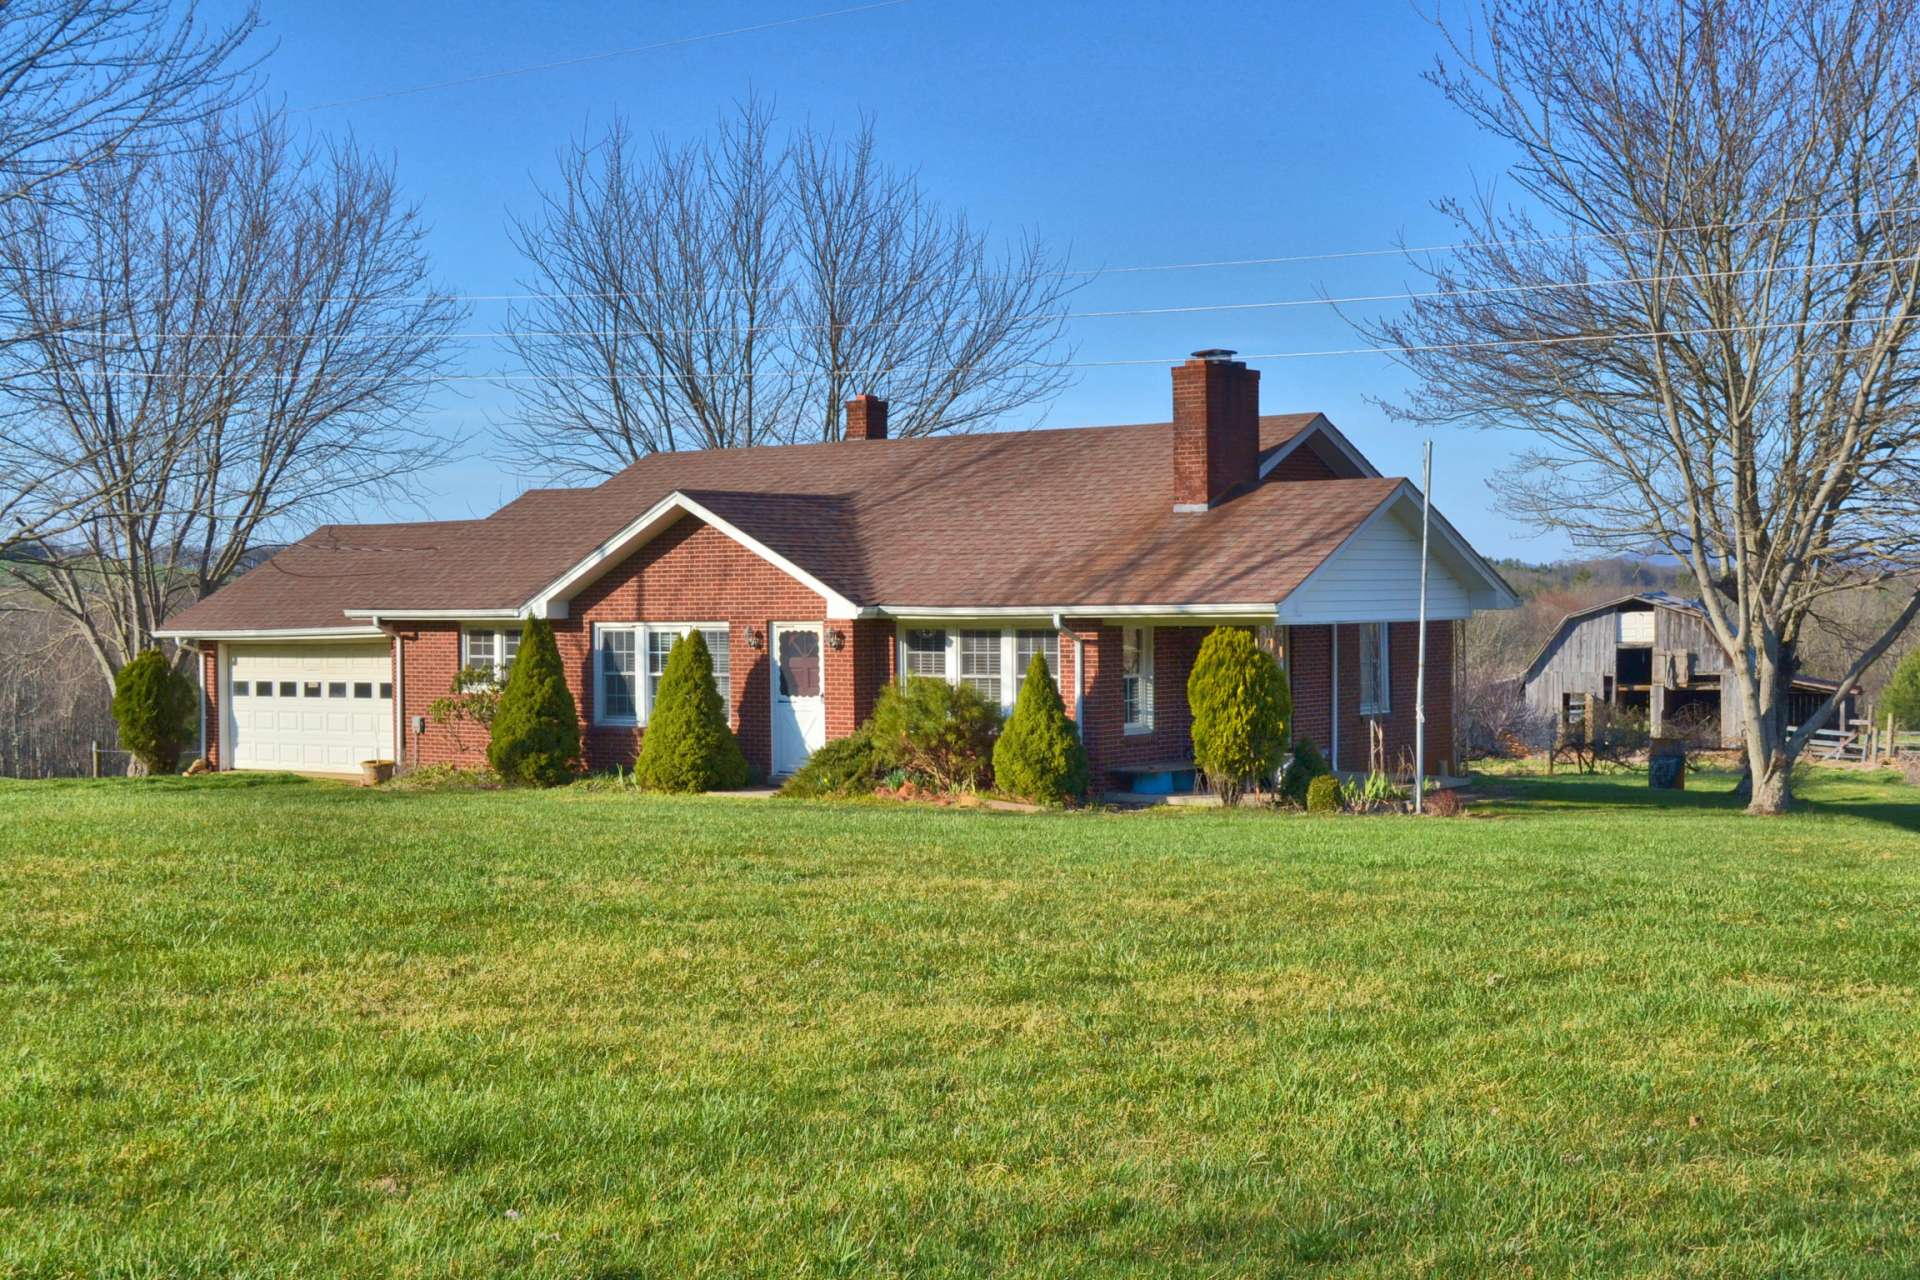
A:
746,628,764,650
826,628,845,651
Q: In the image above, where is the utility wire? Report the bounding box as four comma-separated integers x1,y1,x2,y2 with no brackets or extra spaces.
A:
22,252,1920,345
58,310,1920,383
294,1,914,113
21,200,1920,311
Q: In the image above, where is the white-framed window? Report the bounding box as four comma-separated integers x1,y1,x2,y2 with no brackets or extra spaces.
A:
594,622,729,726
902,628,948,678
462,626,522,678
1013,630,1059,695
1122,626,1153,733
1359,621,1390,715
896,624,1076,717
957,630,1003,704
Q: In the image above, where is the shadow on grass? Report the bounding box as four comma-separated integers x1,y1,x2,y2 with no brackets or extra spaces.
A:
1483,769,1920,835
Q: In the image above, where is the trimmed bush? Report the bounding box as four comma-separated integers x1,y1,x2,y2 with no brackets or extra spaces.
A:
1305,773,1343,814
993,653,1088,804
1886,648,1920,731
1188,627,1292,806
1281,737,1331,806
778,729,882,798
633,629,749,793
487,618,581,786
867,676,999,791
111,649,197,775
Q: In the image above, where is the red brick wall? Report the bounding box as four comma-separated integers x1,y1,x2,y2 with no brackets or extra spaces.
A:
1288,625,1332,754
1071,622,1206,786
200,645,221,769
1267,446,1337,482
1172,358,1260,507
392,516,892,778
1319,620,1454,776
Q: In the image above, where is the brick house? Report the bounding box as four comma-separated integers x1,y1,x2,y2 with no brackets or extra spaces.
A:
157,351,1518,787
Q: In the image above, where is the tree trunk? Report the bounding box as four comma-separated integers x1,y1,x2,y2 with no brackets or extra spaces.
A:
1747,755,1793,815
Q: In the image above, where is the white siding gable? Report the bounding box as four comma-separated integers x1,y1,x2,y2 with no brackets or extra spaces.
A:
1274,498,1475,624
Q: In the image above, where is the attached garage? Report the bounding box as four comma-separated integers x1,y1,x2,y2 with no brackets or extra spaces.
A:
223,642,393,773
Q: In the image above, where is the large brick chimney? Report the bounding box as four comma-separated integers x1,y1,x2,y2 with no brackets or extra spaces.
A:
1172,349,1260,510
844,393,888,441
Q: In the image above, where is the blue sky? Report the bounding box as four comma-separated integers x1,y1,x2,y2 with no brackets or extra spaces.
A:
216,0,1568,560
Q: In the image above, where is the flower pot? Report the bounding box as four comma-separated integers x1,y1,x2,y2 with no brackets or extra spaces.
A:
360,759,395,787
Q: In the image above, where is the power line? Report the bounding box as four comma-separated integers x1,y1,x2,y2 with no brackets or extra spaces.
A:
59,310,1920,383
23,200,1920,312
22,252,1920,345
294,1,915,113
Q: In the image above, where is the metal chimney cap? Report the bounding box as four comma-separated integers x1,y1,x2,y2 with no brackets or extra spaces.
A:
1190,348,1238,362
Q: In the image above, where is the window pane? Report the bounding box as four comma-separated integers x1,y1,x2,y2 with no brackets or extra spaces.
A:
958,630,1001,704
702,627,730,704
1014,630,1058,693
602,630,636,720
327,682,347,698
465,631,494,666
378,682,393,699
778,629,821,697
646,630,676,705
353,682,373,699
1122,627,1152,729
255,682,273,697
279,681,297,698
903,628,947,678
501,629,521,670
233,682,247,697
303,682,321,699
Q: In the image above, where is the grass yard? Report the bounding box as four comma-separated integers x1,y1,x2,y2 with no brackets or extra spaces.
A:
3,769,1920,1277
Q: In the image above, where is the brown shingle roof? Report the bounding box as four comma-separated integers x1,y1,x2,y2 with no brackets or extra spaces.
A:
162,414,1413,632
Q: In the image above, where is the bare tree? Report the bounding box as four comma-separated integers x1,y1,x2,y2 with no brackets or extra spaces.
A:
0,0,259,555
499,99,1077,482
0,110,465,692
1364,0,1920,813
0,0,259,207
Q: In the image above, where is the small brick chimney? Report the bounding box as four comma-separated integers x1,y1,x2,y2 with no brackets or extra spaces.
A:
844,393,888,441
1172,349,1260,510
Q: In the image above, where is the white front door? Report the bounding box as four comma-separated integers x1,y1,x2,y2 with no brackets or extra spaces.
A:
770,623,826,775
226,642,394,773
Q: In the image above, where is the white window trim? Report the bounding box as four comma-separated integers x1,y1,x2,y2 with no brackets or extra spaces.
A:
593,622,730,728
1122,625,1154,735
895,623,1066,717
1359,621,1391,716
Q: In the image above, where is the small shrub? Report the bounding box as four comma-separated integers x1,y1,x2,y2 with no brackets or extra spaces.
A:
867,677,999,791
1281,737,1331,805
1305,773,1342,813
992,653,1088,804
430,663,505,730
1426,787,1464,817
1187,627,1292,805
487,618,582,786
1348,770,1406,813
778,730,883,798
634,630,750,793
112,649,197,775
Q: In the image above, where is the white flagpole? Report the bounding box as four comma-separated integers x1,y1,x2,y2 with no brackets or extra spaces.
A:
1414,440,1432,813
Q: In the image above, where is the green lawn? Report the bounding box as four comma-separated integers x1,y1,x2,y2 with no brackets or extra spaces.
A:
3,770,1919,1278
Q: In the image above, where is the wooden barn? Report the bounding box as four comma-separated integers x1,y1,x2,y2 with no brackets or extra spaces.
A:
1522,592,1857,747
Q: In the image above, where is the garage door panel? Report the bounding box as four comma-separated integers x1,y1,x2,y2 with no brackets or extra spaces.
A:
227,642,392,776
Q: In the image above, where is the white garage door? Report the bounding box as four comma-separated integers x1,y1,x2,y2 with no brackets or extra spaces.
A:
226,642,393,772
